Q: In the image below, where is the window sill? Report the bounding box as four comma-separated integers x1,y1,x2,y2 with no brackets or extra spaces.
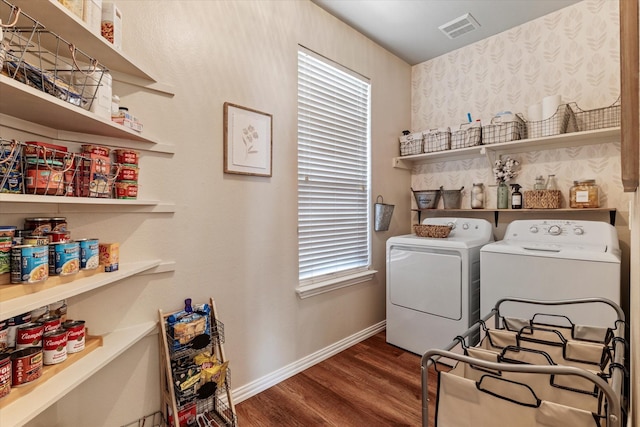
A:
295,270,378,299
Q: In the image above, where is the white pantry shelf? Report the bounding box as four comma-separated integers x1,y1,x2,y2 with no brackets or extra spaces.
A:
0,321,158,427
393,127,621,168
0,194,176,214
0,259,163,321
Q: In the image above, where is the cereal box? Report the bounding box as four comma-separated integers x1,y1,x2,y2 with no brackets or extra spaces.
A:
99,242,119,272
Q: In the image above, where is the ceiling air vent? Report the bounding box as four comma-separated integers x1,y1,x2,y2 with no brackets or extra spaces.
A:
438,13,480,39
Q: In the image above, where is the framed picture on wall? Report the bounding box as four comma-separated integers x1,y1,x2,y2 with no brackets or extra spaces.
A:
223,102,273,177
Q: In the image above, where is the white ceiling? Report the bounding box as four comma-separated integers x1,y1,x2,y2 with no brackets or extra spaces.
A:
311,0,581,65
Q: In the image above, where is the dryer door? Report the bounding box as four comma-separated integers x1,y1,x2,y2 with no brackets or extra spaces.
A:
388,246,462,320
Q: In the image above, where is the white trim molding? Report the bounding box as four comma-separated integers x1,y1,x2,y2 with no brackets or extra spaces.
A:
295,269,377,299
231,320,386,404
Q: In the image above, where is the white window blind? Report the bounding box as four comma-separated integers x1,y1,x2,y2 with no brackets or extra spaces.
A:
297,48,371,283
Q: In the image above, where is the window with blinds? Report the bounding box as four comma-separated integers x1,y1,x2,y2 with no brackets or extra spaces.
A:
297,48,371,284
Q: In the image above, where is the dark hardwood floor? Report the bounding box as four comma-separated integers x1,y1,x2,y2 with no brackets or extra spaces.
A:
235,331,444,427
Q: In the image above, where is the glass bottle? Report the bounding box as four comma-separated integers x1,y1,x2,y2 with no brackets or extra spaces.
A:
545,174,558,191
470,183,484,209
497,182,509,209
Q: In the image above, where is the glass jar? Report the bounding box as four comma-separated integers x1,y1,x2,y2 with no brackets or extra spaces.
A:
470,183,484,209
570,179,599,208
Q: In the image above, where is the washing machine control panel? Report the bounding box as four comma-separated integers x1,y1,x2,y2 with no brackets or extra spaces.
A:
506,219,617,247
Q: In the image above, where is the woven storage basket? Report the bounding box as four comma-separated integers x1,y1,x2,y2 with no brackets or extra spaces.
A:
523,190,562,209
413,224,452,238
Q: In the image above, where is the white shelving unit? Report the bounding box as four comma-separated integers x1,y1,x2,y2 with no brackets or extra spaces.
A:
392,127,621,168
0,1,176,423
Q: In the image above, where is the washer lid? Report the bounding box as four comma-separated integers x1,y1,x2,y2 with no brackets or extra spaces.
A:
481,240,621,262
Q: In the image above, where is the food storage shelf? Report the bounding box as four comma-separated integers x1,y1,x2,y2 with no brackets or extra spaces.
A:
0,321,157,427
0,259,162,321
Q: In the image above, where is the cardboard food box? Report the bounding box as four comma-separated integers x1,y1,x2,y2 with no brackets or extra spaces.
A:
99,242,119,272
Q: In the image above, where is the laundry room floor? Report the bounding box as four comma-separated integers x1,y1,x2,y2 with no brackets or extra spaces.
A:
235,331,445,426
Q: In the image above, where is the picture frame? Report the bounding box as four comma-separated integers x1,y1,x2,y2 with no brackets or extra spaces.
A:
223,102,273,177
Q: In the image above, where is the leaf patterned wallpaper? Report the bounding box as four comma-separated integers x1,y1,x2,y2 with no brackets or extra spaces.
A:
410,0,629,211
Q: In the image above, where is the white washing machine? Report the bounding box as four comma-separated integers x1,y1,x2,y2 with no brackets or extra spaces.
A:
386,217,493,355
480,219,621,328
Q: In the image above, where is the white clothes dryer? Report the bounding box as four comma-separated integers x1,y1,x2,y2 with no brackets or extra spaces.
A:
386,217,493,355
480,219,621,328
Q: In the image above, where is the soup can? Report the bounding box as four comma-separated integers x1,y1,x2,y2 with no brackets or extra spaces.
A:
50,217,68,232
24,218,51,236
49,300,68,323
6,313,31,349
45,231,70,243
30,305,49,322
0,353,11,399
0,236,11,275
11,347,42,386
23,235,50,246
16,322,44,349
78,239,100,270
63,321,85,353
0,320,8,353
48,242,80,276
43,329,67,365
12,229,33,246
10,245,49,284
41,315,61,334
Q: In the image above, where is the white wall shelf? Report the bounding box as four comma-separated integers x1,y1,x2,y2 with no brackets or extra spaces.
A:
0,77,174,151
0,194,176,214
393,127,621,168
0,321,158,427
0,259,167,321
10,0,156,82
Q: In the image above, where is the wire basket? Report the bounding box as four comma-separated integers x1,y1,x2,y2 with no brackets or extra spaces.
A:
423,128,451,153
570,97,621,132
1,0,108,111
399,132,423,156
482,114,526,144
523,190,562,209
526,104,577,139
451,123,482,149
413,224,452,238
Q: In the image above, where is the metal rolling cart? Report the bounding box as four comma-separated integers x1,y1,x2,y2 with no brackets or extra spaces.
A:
421,298,627,427
159,298,237,427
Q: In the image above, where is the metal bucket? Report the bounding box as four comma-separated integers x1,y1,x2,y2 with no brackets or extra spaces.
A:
442,186,464,209
374,195,394,231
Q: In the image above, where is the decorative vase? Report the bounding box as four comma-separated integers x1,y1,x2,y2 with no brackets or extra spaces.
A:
497,182,509,209
471,183,484,209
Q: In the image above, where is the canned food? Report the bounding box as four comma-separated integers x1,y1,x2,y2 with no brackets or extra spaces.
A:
77,239,100,270
0,236,11,275
114,149,139,165
10,245,49,284
63,320,85,353
43,329,67,365
0,321,8,352
24,235,50,246
6,313,31,349
0,226,16,237
30,305,49,322
49,217,68,232
11,347,42,386
49,300,68,323
117,164,139,181
41,315,61,334
45,231,71,243
25,159,66,196
115,181,138,199
49,242,80,276
12,229,33,246
81,144,111,157
24,218,51,236
0,352,10,398
16,322,44,349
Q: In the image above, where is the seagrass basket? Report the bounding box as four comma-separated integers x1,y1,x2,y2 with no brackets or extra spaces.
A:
413,224,452,238
523,190,562,209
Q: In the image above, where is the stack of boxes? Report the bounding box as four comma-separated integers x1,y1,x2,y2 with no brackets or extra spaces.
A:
114,149,139,200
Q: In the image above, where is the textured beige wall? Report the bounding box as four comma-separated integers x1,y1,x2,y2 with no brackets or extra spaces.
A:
21,1,411,425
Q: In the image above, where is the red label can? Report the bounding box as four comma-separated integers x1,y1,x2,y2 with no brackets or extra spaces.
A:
42,315,61,334
45,231,71,243
63,321,85,353
11,347,42,386
16,323,44,349
43,329,67,365
0,353,11,398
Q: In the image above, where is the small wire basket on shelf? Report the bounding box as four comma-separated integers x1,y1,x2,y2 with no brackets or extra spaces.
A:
21,142,78,196
482,114,526,145
526,104,577,139
399,132,423,156
451,123,482,149
1,0,108,112
423,127,451,153
570,97,621,132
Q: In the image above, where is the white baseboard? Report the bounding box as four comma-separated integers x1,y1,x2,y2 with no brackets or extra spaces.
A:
231,320,386,404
